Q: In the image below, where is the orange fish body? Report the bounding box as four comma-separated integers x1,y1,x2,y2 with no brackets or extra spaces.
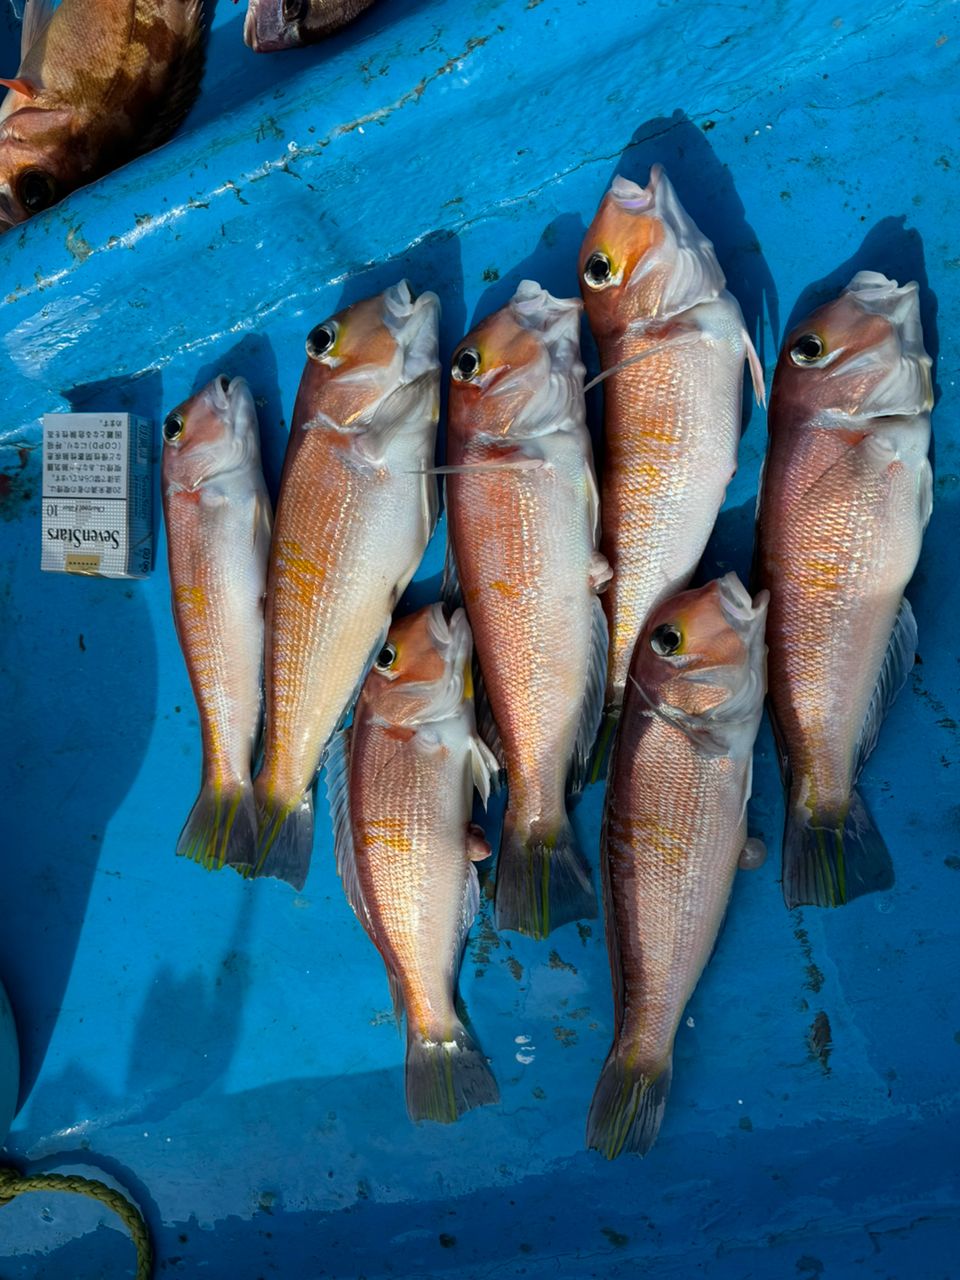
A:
756,272,933,908
327,604,499,1123
162,375,272,870
587,574,767,1158
0,0,205,228
251,283,440,890
579,166,764,713
446,281,611,939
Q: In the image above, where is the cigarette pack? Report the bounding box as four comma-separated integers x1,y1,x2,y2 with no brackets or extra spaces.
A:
41,413,153,579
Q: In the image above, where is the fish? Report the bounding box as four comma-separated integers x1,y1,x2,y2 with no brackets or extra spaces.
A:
445,280,611,939
326,603,500,1123
578,164,765,728
243,0,376,52
0,0,206,230
250,281,440,890
587,573,768,1159
161,374,272,871
755,271,934,909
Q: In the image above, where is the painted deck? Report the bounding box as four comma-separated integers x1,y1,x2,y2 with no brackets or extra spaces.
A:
0,0,958,1275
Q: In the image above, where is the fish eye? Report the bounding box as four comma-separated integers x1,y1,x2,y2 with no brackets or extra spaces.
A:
650,623,682,657
163,412,185,444
583,250,613,289
452,347,481,382
282,0,308,18
790,333,826,365
306,321,338,361
375,642,398,672
16,168,58,216
217,375,230,394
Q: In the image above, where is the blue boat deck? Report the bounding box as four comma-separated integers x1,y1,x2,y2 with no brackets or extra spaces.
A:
0,1,958,1275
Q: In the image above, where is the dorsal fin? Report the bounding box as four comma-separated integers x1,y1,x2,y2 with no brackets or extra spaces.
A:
323,726,376,939
853,597,917,781
21,0,57,63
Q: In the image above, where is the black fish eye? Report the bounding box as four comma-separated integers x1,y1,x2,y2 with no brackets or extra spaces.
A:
282,0,308,20
306,321,337,361
790,333,825,364
584,250,613,287
16,168,58,216
650,623,682,657
217,374,230,394
452,347,481,382
375,642,398,672
163,412,185,444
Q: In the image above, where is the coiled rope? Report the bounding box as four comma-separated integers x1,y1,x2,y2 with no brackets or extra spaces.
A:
0,1165,153,1279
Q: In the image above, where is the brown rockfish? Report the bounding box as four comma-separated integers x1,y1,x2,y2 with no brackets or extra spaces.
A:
0,0,205,229
162,375,272,871
326,604,500,1123
588,574,767,1158
756,271,933,909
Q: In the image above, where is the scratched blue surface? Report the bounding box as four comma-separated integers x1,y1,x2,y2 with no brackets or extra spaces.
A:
1,0,958,1276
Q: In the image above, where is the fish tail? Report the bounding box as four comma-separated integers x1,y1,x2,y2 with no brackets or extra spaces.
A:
404,1020,500,1124
586,1050,672,1159
494,810,598,940
176,783,257,872
588,707,621,784
249,791,315,891
782,789,895,909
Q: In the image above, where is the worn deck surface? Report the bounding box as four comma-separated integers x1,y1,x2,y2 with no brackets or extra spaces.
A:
1,0,958,1276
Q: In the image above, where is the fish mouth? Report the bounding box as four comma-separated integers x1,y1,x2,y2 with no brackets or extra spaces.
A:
509,280,582,373
383,280,441,383
610,165,726,317
841,272,933,415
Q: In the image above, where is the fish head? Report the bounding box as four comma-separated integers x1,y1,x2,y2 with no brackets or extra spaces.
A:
578,165,726,338
631,573,768,756
297,280,440,442
162,375,262,492
0,106,81,230
244,0,311,52
775,272,933,426
362,604,474,729
448,280,584,442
